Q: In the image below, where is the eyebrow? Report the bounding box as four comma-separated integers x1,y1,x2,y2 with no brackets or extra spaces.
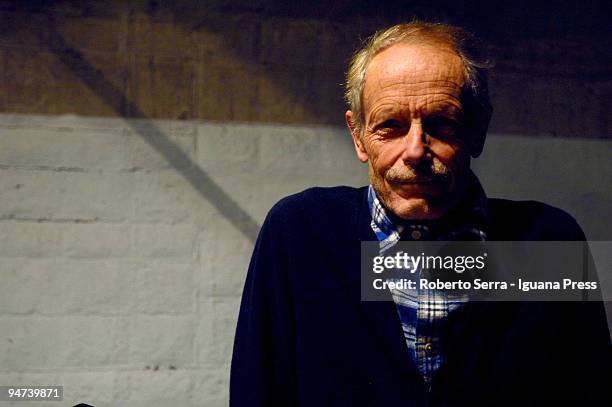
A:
428,104,463,118
366,105,404,125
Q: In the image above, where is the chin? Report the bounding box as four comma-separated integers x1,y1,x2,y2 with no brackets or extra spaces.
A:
387,197,447,220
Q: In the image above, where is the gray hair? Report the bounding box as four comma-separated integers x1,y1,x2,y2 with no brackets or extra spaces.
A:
345,21,492,136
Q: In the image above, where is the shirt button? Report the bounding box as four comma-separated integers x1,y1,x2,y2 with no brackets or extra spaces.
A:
411,230,422,240
424,343,433,352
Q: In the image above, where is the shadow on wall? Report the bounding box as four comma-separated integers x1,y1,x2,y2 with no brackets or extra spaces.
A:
44,21,260,242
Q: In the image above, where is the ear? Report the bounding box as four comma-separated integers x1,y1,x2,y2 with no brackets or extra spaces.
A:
469,104,492,158
345,110,369,163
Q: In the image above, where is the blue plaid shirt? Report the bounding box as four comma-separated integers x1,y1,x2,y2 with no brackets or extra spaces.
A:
367,174,488,387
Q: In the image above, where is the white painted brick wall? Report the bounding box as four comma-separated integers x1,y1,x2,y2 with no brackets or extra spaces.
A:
0,113,367,407
0,113,609,406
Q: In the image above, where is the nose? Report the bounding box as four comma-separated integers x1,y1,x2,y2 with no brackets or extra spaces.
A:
400,122,428,165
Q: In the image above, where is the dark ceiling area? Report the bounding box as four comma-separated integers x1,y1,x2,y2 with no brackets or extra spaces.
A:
4,0,611,40
0,0,609,135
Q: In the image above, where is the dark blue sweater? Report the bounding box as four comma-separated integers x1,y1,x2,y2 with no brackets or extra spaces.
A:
230,186,611,406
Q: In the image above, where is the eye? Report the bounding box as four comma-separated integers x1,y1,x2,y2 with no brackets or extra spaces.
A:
380,119,404,129
425,116,462,138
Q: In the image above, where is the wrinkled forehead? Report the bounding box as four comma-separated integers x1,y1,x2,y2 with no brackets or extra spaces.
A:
363,42,466,103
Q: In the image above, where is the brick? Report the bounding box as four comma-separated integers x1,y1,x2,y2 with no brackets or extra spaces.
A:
125,125,196,171
57,129,129,171
196,123,259,172
0,316,64,370
49,114,127,134
193,368,229,407
0,169,66,219
0,115,197,151
197,298,241,369
190,168,267,230
127,117,196,138
59,371,116,406
132,224,197,259
62,260,133,315
320,127,367,171
0,126,128,170
0,371,58,385
0,127,63,168
0,259,65,315
62,223,131,258
0,222,63,257
257,124,351,171
117,369,194,407
0,169,133,221
124,315,195,367
132,170,199,224
0,113,126,133
59,172,133,221
200,215,254,298
60,316,127,367
132,260,197,314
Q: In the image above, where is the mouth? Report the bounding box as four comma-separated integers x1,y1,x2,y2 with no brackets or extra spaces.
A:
386,176,451,196
387,176,447,186
389,178,435,184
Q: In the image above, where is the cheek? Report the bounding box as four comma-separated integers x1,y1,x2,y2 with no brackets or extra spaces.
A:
366,143,396,174
432,142,467,172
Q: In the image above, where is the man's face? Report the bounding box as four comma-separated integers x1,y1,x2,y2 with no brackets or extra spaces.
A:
347,42,473,220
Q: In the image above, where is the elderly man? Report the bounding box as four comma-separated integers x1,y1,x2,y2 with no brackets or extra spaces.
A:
230,22,610,406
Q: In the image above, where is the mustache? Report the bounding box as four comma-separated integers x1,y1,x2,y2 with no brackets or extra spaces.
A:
385,159,450,183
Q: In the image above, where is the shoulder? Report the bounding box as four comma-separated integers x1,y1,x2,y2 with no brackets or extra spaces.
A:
255,186,368,247
266,186,366,224
487,198,586,240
